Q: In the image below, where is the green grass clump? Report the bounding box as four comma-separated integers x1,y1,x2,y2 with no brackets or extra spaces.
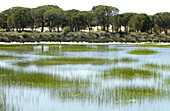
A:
128,49,157,55
49,45,121,52
113,86,169,101
164,77,170,86
33,58,113,65
13,62,31,67
0,67,89,88
0,44,35,52
145,63,170,70
35,51,62,56
0,55,22,59
113,58,138,63
103,67,158,79
135,43,170,48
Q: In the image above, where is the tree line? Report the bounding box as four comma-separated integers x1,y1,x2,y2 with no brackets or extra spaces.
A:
0,5,169,34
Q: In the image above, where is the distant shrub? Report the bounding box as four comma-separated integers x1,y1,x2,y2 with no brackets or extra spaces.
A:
63,27,71,35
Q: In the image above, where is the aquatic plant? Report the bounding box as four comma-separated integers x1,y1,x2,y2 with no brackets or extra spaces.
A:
102,67,158,79
0,55,22,59
33,58,114,65
164,77,170,86
35,51,63,56
0,44,35,52
0,67,90,88
113,57,138,63
99,86,170,104
128,49,157,55
135,43,170,48
48,45,121,52
145,63,170,70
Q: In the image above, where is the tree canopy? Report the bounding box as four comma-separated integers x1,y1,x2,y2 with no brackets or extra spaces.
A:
0,5,169,34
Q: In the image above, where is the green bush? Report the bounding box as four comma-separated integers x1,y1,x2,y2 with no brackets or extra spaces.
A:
63,27,71,35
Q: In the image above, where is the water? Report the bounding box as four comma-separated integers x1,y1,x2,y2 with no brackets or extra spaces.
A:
0,44,170,111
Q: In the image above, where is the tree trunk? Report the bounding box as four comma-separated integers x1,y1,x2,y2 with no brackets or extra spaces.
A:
102,17,105,31
57,26,60,32
165,27,168,34
41,22,44,32
106,15,109,32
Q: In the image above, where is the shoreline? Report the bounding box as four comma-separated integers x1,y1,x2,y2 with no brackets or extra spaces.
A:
0,42,170,45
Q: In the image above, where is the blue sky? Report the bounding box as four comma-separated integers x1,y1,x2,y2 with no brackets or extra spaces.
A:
0,0,170,15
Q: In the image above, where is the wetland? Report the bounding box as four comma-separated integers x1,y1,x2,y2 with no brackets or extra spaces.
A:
0,43,170,111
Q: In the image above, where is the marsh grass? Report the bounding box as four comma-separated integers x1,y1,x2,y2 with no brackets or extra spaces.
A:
0,44,35,52
135,43,170,48
48,45,121,52
33,58,113,65
145,63,170,70
0,55,22,59
113,58,138,63
35,51,63,56
102,67,158,79
13,62,31,67
102,86,170,103
0,67,90,88
164,77,170,86
128,49,157,55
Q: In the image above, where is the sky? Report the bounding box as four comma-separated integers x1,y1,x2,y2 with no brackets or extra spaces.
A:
0,0,170,15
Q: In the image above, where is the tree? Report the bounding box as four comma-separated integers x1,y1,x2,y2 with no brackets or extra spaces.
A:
105,6,119,32
44,8,64,32
154,12,170,34
65,9,79,31
128,13,151,32
117,13,136,33
92,5,106,31
31,5,60,32
92,5,119,32
7,7,33,31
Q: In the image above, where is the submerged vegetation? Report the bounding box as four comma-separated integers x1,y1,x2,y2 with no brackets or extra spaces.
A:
48,45,121,52
164,77,170,86
102,67,158,79
33,58,113,65
113,57,138,63
145,63,170,70
35,51,62,56
128,49,157,55
0,55,22,59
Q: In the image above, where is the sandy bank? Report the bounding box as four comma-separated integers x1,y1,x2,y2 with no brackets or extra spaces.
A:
0,42,170,45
